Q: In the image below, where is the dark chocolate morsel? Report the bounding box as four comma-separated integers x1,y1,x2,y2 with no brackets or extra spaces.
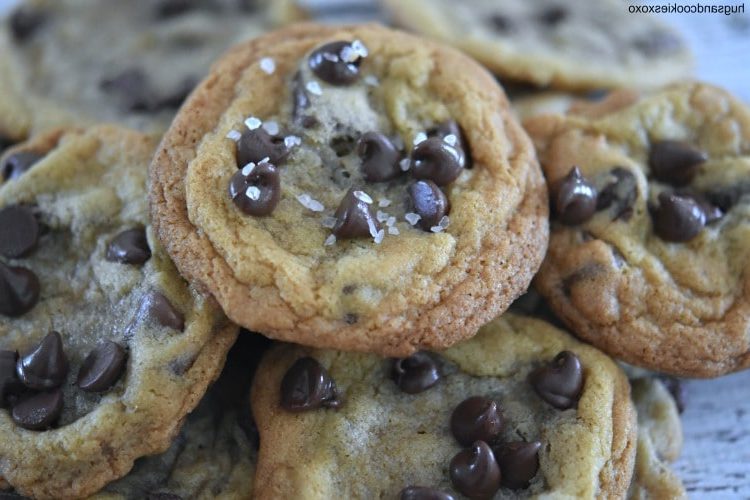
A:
16,331,68,390
237,128,290,167
11,389,63,431
411,137,464,186
399,486,456,500
649,140,707,186
332,188,379,239
537,5,567,25
633,30,684,56
106,228,151,265
408,180,449,231
495,441,542,489
154,0,194,19
280,357,341,412
451,396,504,446
596,167,638,221
0,261,40,317
554,167,597,225
308,40,367,85
77,341,128,392
449,441,502,499
391,352,440,394
357,132,402,182
147,494,184,500
9,6,46,42
651,192,705,242
2,151,44,181
0,350,23,408
529,351,584,409
430,120,471,169
0,205,40,258
488,14,514,32
705,181,750,212
99,68,154,112
228,161,281,217
138,291,185,331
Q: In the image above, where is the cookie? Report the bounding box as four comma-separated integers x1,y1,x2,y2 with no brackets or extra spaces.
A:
627,376,686,500
0,126,237,498
525,82,750,376
511,89,642,122
382,0,692,90
149,23,549,356
92,333,269,500
250,313,636,498
0,0,305,138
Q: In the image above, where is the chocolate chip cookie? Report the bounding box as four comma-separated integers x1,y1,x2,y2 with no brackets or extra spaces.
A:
250,313,636,498
382,0,692,90
525,82,750,377
0,0,305,138
150,23,548,356
0,126,237,498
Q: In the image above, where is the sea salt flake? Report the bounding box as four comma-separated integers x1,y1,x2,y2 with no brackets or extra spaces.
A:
306,81,322,96
353,190,373,204
443,134,458,146
241,163,256,176
244,116,262,130
388,226,400,235
430,225,444,233
226,130,242,141
297,193,324,212
399,158,411,172
376,210,389,223
386,216,396,227
259,57,276,75
245,186,261,201
321,216,337,229
284,135,302,148
413,132,427,145
367,218,379,238
438,215,450,228
378,198,391,208
373,229,385,244
405,212,421,226
262,121,280,136
324,234,337,246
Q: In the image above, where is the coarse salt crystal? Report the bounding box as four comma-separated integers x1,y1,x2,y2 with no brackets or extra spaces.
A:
306,81,322,96
368,218,379,238
262,121,280,136
399,158,411,172
378,198,391,208
388,226,400,235
373,229,385,244
245,186,261,201
226,130,242,141
297,193,325,212
376,210,389,223
386,216,396,227
284,135,302,148
430,225,444,233
443,134,458,146
244,116,262,130
259,57,276,75
405,212,421,226
439,215,450,228
241,163,256,176
353,190,373,204
413,132,427,145
321,216,337,229
324,234,337,246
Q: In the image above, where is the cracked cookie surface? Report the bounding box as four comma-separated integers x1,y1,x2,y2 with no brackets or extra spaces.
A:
0,126,237,499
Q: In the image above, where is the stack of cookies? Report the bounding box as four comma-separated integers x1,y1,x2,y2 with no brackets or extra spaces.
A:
0,0,745,498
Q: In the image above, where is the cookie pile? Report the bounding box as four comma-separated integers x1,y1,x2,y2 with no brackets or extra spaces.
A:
0,0,745,498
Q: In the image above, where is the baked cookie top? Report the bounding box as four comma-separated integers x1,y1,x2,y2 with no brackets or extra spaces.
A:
525,82,750,377
92,333,268,500
0,126,237,499
250,313,636,498
382,0,692,90
150,23,548,356
0,0,304,138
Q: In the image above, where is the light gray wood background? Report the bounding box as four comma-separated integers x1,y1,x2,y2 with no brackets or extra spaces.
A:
0,0,748,497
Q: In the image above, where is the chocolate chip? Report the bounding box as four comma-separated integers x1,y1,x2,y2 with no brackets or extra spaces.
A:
280,357,341,412
0,350,23,408
649,141,707,187
633,30,684,56
332,188,379,239
357,132,402,182
660,376,687,414
16,331,68,390
391,352,440,394
553,167,597,225
596,167,638,221
0,262,40,317
681,191,723,224
705,181,750,212
0,205,39,259
408,180,449,231
308,40,367,86
451,396,504,447
411,137,464,186
399,486,455,500
488,14,514,32
430,120,471,168
156,77,195,110
537,5,567,25
8,6,46,42
2,151,44,181
228,161,281,217
106,228,151,265
237,128,290,167
449,441,502,499
529,351,584,410
100,68,154,112
138,291,185,331
77,341,127,393
11,389,63,431
154,0,194,18
495,441,541,489
651,192,705,242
